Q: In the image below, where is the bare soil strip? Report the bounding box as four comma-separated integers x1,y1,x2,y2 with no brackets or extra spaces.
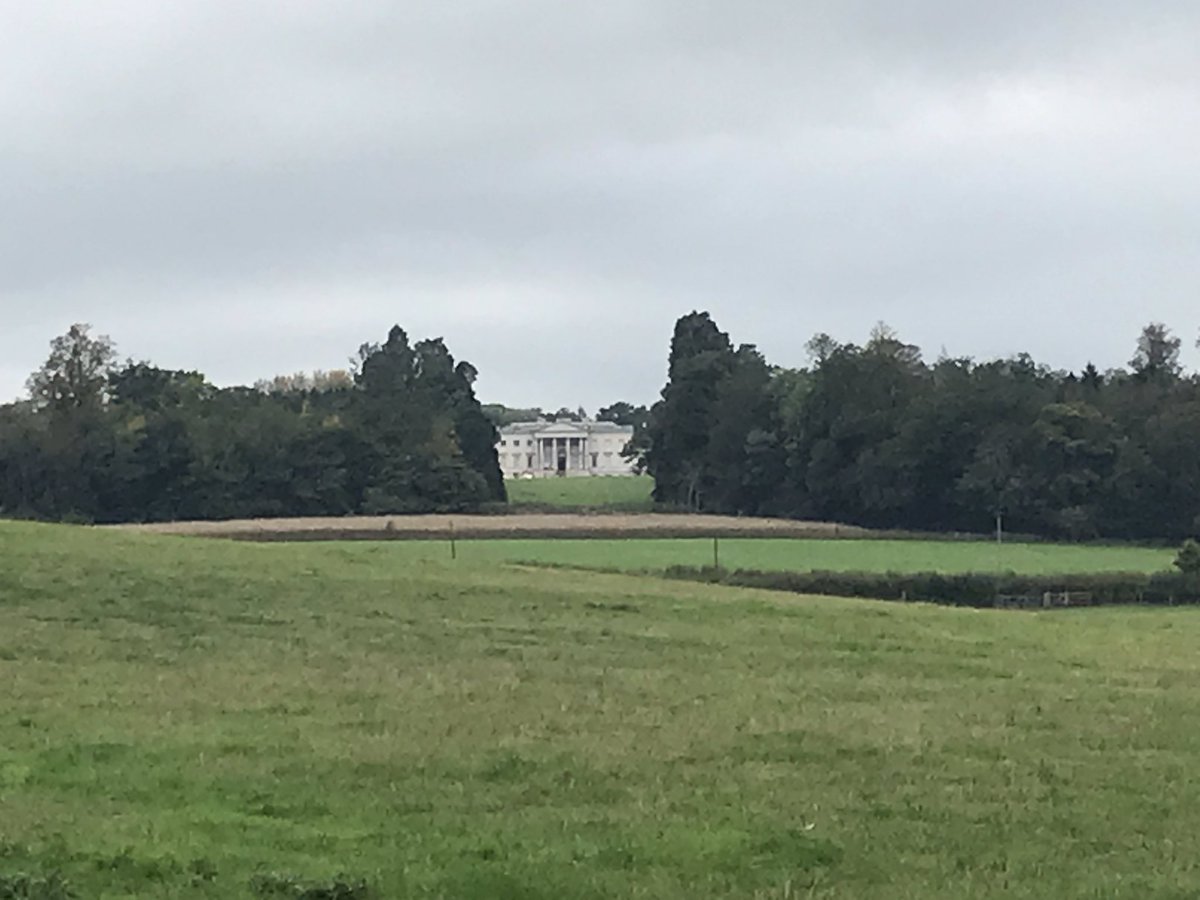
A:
106,513,872,542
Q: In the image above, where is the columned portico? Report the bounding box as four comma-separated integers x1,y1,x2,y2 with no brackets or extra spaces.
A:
496,419,637,479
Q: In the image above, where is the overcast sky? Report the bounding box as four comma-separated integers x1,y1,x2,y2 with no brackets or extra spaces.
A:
4,1,1200,409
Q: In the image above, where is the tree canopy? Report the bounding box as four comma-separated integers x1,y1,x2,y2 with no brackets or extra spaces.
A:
641,314,1200,540
10,314,1200,541
0,324,505,523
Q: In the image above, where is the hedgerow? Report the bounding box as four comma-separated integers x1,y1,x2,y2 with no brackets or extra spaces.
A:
663,566,1200,608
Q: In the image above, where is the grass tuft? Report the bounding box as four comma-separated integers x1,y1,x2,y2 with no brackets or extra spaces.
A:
0,872,74,900
249,874,372,900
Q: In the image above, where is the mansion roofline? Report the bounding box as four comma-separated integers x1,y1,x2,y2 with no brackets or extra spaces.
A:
496,419,635,478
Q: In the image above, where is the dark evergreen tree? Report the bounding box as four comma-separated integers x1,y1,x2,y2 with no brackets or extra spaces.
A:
644,312,736,509
351,327,501,513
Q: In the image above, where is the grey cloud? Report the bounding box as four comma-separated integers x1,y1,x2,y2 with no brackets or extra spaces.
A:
4,1,1200,407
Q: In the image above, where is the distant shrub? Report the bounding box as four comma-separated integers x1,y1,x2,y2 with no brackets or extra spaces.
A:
56,512,95,527
250,873,372,900
1174,539,1200,575
664,566,1200,608
187,857,218,885
0,872,74,900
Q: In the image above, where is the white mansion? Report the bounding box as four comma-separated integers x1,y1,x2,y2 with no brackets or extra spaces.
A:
495,419,636,478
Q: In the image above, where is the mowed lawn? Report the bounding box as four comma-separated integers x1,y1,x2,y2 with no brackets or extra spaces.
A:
367,537,1175,575
2,522,1199,899
505,475,654,510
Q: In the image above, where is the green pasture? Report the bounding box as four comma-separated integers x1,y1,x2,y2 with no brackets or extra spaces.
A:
2,521,1198,898
374,536,1175,575
505,474,654,510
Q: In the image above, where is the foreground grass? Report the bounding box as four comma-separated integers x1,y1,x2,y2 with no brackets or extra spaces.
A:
1,521,1198,898
505,475,654,511
354,537,1174,575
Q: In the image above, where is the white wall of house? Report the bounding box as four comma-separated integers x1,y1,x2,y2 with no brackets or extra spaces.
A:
496,420,637,478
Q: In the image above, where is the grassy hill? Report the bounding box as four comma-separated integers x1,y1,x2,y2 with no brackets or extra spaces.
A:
349,536,1175,575
504,475,654,511
2,521,1199,898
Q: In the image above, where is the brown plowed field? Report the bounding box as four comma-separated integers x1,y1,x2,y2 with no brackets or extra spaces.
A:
107,513,872,541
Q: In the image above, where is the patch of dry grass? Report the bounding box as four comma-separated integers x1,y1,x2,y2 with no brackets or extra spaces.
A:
105,512,872,541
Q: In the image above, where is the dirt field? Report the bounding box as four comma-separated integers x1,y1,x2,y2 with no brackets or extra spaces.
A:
106,513,873,541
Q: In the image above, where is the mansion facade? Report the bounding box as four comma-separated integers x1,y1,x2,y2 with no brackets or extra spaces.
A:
495,420,636,478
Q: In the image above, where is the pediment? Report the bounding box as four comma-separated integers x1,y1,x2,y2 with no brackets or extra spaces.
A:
538,422,588,434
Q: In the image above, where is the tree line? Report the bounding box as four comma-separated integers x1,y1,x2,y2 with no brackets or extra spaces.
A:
0,324,506,523
9,313,1200,540
643,312,1200,541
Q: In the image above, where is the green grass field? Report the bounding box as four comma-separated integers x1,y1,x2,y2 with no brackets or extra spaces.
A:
362,537,1175,575
3,521,1198,898
504,475,654,510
